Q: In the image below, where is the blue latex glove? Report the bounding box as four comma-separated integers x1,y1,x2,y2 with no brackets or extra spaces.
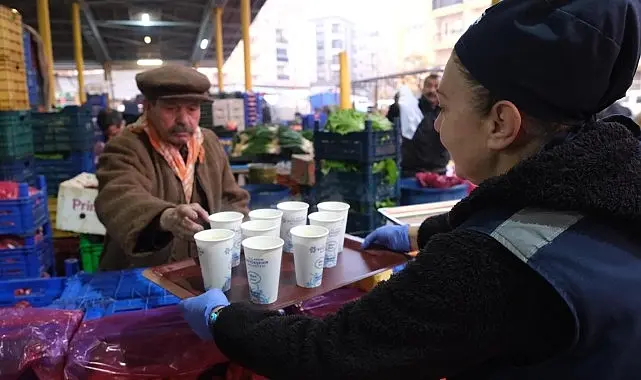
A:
361,224,410,252
179,288,230,341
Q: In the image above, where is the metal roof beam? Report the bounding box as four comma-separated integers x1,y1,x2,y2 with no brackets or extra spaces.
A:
190,0,223,64
78,0,111,63
97,20,200,27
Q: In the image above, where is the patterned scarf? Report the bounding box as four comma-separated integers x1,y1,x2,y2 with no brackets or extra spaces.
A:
130,114,205,202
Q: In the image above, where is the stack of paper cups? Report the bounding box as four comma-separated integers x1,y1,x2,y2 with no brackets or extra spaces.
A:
308,212,344,268
276,201,309,253
241,220,280,239
242,236,285,304
290,225,329,288
194,229,235,291
248,209,284,236
209,211,244,267
316,202,350,253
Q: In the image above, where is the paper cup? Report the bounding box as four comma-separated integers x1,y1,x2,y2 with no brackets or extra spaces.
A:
276,201,309,253
242,236,284,305
308,212,344,268
208,211,244,267
316,202,350,253
194,229,235,292
241,220,280,239
248,209,284,235
290,225,329,288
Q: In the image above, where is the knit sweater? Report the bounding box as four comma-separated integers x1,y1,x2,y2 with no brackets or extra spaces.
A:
213,116,641,380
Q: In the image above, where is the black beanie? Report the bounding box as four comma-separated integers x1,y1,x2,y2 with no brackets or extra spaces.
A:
454,0,641,122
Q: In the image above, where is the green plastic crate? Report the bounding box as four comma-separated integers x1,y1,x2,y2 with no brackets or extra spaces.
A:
0,111,33,159
79,234,104,273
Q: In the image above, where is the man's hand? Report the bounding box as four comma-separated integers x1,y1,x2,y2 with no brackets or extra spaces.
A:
159,203,210,241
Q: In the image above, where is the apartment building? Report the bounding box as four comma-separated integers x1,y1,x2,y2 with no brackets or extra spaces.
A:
312,16,357,85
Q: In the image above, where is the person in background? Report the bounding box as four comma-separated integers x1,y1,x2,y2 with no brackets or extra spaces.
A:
386,92,400,123
94,109,124,164
418,73,441,116
180,0,641,379
401,74,450,176
95,64,249,271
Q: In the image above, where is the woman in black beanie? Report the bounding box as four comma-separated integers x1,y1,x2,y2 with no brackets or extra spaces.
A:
180,1,641,379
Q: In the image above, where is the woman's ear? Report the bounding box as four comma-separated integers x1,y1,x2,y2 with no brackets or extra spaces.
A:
485,100,522,150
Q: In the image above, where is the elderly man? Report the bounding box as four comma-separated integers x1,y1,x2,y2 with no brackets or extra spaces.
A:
95,65,249,270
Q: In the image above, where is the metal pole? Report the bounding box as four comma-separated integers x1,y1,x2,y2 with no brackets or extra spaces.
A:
240,0,252,91
37,0,55,108
339,51,351,110
71,2,86,104
215,7,224,93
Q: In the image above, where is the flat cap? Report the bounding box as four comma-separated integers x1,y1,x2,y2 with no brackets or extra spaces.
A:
136,64,212,102
455,0,641,122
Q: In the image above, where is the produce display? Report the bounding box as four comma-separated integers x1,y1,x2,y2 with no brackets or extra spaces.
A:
324,109,393,135
0,181,39,200
320,158,399,185
231,126,313,157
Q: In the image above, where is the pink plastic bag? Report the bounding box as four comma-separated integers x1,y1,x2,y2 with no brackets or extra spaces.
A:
0,308,83,380
64,306,230,380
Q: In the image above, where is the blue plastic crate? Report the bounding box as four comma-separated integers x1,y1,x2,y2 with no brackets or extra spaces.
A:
313,120,400,163
242,184,291,209
35,151,95,195
57,269,176,303
0,225,54,280
315,162,400,203
0,175,48,235
0,276,65,307
31,106,95,153
81,295,181,321
0,156,35,183
85,94,108,108
23,31,33,70
400,178,468,206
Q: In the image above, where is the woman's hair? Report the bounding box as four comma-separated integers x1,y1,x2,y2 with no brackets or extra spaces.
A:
451,53,568,141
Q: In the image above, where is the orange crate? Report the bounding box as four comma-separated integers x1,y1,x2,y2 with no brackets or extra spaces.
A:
0,7,24,66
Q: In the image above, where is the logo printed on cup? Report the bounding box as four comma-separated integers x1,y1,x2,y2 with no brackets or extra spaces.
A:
326,240,337,255
247,271,262,284
329,227,341,237
314,257,324,269
197,247,205,257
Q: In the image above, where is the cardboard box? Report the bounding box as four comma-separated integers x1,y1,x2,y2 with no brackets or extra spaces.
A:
290,154,315,185
56,173,106,235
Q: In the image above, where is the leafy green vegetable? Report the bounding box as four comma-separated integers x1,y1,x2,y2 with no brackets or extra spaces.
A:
324,110,394,135
376,199,397,208
372,158,399,185
301,130,313,141
232,126,312,157
367,113,393,132
320,160,360,175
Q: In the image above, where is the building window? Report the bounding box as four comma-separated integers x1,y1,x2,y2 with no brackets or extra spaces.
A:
277,64,289,80
275,28,287,44
317,55,325,64
317,41,325,50
432,0,463,9
332,55,339,64
331,70,340,83
276,48,288,62
331,40,343,49
332,23,341,33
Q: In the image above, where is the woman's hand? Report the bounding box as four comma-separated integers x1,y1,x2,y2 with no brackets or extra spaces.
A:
180,288,230,340
361,225,411,252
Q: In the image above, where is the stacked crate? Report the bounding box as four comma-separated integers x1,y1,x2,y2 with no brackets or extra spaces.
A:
0,111,34,183
244,92,264,127
23,30,42,109
0,176,54,280
313,120,401,235
0,7,29,112
31,105,96,196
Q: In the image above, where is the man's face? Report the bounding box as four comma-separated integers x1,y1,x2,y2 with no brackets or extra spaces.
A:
105,121,124,140
423,77,440,106
145,99,201,146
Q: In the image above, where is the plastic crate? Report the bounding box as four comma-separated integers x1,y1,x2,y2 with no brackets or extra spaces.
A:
0,156,35,183
400,178,468,205
35,151,95,195
0,225,54,280
31,106,95,153
242,184,291,209
22,30,32,70
81,295,180,321
0,276,65,307
0,110,33,159
315,162,400,203
57,269,176,303
0,175,47,235
48,196,77,238
79,234,103,273
85,94,107,108
313,120,400,163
